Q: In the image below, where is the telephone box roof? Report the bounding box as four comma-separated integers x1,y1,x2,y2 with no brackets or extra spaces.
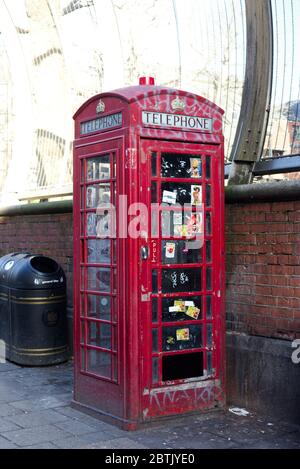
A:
73,85,224,119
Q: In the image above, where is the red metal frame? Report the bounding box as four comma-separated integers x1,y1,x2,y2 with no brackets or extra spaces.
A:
73,85,225,428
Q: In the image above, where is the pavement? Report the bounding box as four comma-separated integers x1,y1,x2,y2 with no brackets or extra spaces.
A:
0,359,299,449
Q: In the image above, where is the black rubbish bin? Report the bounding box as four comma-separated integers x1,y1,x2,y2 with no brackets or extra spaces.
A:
0,252,69,366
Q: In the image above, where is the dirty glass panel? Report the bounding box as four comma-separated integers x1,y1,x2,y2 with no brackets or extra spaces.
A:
161,240,201,264
151,181,157,203
206,155,211,179
207,351,213,375
206,240,212,263
162,295,201,322
86,349,111,378
86,213,97,236
206,267,212,291
151,152,157,176
162,325,202,351
152,357,159,384
87,267,110,292
206,212,211,235
207,323,213,348
161,153,202,178
87,239,111,264
87,294,111,321
206,184,211,207
86,155,110,181
87,322,111,350
152,328,158,352
152,269,158,293
206,295,212,319
152,297,158,323
161,268,201,293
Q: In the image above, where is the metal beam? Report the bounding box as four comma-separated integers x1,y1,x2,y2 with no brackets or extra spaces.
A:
225,154,300,179
228,0,273,185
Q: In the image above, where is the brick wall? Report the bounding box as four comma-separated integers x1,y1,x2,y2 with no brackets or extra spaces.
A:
0,212,73,310
0,199,299,341
226,200,300,340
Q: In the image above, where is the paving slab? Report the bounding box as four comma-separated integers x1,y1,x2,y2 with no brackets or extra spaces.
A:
1,424,73,447
5,409,70,428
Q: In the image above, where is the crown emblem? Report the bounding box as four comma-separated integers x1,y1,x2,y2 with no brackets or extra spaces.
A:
96,99,105,113
171,97,185,111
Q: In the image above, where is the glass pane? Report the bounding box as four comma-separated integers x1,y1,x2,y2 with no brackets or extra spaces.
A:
162,296,201,322
151,205,159,237
162,325,202,351
112,325,117,352
152,357,159,384
87,267,110,292
161,182,202,206
80,294,85,316
97,184,111,206
207,323,213,348
151,151,157,176
206,212,211,235
80,347,85,371
206,184,211,207
152,328,158,352
161,240,201,264
80,268,85,289
206,267,212,291
207,351,213,375
161,209,172,236
86,155,110,181
87,294,111,320
206,295,212,319
86,349,111,378
161,153,201,178
87,239,111,263
162,268,201,293
80,320,85,344
152,269,158,293
86,213,97,236
206,155,211,179
151,182,157,203
87,322,111,350
152,297,158,323
100,323,112,350
112,355,118,382
86,183,111,209
206,240,212,263
86,185,97,208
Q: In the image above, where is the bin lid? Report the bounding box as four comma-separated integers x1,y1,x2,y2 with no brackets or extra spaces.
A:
0,252,66,289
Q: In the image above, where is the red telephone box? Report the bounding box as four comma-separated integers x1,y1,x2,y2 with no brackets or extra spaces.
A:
73,80,225,429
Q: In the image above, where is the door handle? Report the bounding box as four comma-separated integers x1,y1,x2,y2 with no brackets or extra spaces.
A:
141,246,149,260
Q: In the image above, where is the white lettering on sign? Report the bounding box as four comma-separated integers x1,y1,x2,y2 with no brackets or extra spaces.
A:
80,112,122,135
142,111,213,132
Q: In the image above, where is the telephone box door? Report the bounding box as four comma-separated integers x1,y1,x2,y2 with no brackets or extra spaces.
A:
139,139,224,418
73,138,126,418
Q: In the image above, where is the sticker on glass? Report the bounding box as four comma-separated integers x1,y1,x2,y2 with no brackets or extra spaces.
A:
191,185,202,205
185,212,203,235
165,242,176,259
162,190,177,205
185,306,200,319
176,328,190,341
190,158,201,178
